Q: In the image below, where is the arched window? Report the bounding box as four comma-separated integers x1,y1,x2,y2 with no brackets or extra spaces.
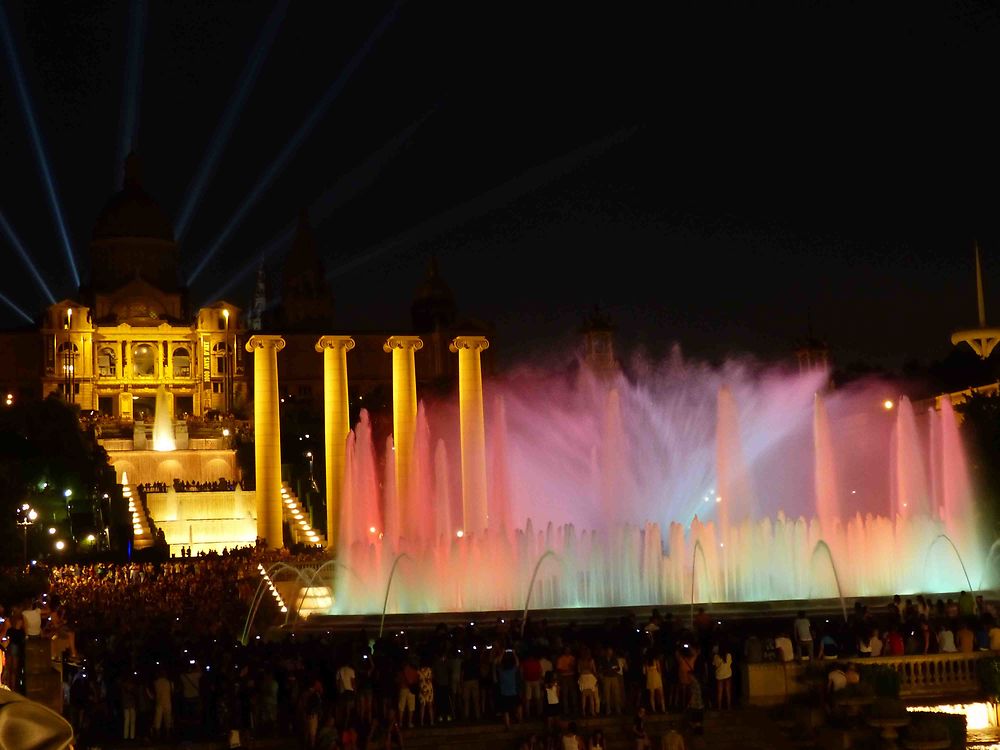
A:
172,347,191,378
57,342,79,375
132,343,156,378
97,347,116,377
213,342,229,376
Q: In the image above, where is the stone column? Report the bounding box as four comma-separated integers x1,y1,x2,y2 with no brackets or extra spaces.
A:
383,336,423,525
315,335,355,554
450,335,490,534
246,335,286,548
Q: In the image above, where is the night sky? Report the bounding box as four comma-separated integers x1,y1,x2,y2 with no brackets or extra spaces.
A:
3,1,1000,372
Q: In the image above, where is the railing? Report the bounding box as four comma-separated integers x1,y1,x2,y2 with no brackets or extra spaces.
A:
878,651,990,698
745,651,994,706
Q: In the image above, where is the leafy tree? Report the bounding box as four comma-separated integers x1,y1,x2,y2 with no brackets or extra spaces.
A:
0,394,119,563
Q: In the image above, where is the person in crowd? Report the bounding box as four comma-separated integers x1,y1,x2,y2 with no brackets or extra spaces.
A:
544,669,561,732
556,645,578,717
417,656,434,727
150,667,174,742
398,657,418,729
632,706,651,750
675,642,698,711
712,641,733,710
869,628,884,657
793,611,813,660
337,653,358,727
643,651,665,713
561,721,584,750
773,631,794,663
521,648,544,718
497,648,521,729
598,645,625,716
885,625,905,656
431,648,453,722
461,647,481,720
937,622,957,653
955,618,975,653
120,671,139,741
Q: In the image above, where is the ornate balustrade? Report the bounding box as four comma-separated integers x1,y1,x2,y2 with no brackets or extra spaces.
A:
745,651,994,706
878,651,990,698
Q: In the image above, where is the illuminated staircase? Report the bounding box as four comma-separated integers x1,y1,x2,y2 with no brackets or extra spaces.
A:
280,482,325,548
121,474,155,550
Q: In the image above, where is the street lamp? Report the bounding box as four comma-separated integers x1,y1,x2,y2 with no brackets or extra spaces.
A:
305,451,318,493
16,504,38,565
222,308,230,415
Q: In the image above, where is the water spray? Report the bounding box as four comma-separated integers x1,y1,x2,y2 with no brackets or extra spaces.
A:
175,0,290,239
0,2,79,287
0,210,55,303
186,0,405,285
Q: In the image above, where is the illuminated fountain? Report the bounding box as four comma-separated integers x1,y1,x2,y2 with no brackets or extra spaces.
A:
152,385,176,452
326,354,988,615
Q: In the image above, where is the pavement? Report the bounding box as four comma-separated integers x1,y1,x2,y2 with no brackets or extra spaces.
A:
69,708,797,750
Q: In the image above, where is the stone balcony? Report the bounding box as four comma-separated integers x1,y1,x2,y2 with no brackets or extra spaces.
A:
745,651,993,706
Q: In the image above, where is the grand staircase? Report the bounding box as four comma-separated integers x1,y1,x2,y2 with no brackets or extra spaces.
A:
121,475,156,549
280,481,326,548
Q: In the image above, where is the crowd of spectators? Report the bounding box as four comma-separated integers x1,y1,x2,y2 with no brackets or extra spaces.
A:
137,478,245,494
5,562,1000,750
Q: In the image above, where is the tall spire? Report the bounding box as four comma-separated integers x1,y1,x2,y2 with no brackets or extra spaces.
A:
951,240,1000,359
976,239,987,327
249,265,267,331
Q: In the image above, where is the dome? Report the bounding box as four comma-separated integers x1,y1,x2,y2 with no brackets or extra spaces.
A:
411,255,456,332
413,255,455,306
92,153,175,242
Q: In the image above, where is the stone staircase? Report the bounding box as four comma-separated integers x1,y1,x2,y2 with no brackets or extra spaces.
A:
121,477,155,549
280,481,326,547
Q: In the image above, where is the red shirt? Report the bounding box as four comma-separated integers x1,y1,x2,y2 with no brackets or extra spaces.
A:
886,631,905,656
522,657,543,682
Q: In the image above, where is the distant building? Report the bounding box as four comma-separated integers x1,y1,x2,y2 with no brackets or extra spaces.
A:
0,156,492,423
0,154,248,420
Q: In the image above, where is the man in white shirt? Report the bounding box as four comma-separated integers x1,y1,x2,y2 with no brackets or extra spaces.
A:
827,665,848,693
793,611,813,660
22,601,43,638
336,661,357,725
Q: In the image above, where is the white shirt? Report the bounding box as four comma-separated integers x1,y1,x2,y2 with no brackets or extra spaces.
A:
22,608,42,637
938,630,957,653
337,665,356,693
793,617,812,642
774,636,794,662
828,669,847,692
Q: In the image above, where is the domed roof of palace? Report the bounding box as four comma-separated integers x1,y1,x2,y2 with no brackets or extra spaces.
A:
413,255,455,306
92,153,175,242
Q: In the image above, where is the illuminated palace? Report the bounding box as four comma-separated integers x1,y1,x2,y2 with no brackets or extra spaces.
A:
0,154,494,419
0,155,496,553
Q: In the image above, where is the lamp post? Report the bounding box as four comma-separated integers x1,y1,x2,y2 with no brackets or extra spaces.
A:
222,309,230,414
64,308,74,404
305,451,318,494
16,503,38,566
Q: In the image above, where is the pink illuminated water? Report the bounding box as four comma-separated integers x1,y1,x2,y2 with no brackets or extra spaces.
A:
331,355,987,614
